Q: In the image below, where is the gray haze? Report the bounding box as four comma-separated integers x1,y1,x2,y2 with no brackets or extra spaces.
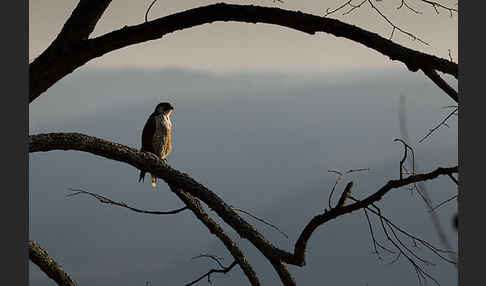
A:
29,68,458,286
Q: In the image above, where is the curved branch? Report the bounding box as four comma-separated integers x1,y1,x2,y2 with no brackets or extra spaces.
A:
29,2,457,102
29,238,77,286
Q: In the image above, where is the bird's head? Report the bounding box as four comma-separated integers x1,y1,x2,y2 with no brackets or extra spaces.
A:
154,102,174,116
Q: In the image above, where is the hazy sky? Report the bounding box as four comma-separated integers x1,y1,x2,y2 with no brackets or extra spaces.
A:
29,0,457,73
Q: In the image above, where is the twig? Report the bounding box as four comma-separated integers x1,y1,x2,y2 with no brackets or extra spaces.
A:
352,197,455,264
343,0,367,15
397,0,422,14
325,0,353,16
145,0,159,22
420,0,458,16
232,206,289,239
394,139,416,178
186,260,238,286
191,254,226,269
429,195,458,212
66,189,188,215
336,181,354,207
364,209,395,258
367,0,429,45
370,203,440,286
328,168,370,208
418,107,458,143
448,49,453,62
447,174,458,185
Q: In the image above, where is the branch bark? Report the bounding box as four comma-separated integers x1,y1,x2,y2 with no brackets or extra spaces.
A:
29,238,77,286
29,2,457,103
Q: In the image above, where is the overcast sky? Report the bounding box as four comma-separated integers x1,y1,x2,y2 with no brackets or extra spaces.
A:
29,1,458,286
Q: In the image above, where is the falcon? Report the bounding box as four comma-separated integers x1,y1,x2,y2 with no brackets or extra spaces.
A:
139,102,174,187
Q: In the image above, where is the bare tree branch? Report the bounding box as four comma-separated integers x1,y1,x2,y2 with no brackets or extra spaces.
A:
29,132,456,275
29,238,77,286
420,0,458,15
66,189,188,215
394,138,416,178
448,173,458,185
293,164,457,266
422,68,458,102
232,206,289,239
29,3,458,102
145,0,159,23
357,198,456,264
336,181,354,207
366,0,429,45
363,208,395,259
191,254,227,269
429,194,458,212
328,168,369,208
418,107,458,143
186,260,238,286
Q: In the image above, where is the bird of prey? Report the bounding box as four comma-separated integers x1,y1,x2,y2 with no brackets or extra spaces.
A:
139,102,174,187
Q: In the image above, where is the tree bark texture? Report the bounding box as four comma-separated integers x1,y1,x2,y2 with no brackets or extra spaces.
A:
29,238,77,286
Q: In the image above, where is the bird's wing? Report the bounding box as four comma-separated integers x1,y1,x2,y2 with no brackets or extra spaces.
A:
141,114,156,152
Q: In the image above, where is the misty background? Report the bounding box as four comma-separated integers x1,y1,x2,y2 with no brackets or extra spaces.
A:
29,67,457,286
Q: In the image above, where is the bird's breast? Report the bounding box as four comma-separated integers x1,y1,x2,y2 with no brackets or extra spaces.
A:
152,115,172,159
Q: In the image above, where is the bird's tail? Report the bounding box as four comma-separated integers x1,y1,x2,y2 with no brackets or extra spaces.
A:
151,175,157,188
139,170,146,182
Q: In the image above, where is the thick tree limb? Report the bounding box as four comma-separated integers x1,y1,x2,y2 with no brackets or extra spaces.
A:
29,2,457,102
29,238,77,286
51,0,112,44
29,132,456,272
